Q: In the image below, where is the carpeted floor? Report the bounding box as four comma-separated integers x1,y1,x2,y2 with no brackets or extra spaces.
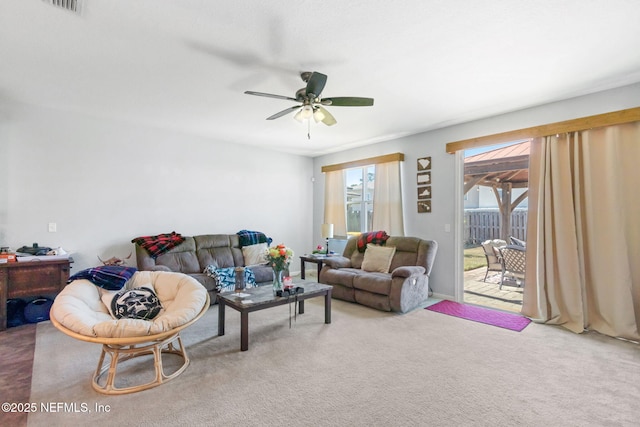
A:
28,298,640,426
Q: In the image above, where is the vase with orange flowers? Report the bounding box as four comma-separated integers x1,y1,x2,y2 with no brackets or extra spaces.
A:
265,243,294,294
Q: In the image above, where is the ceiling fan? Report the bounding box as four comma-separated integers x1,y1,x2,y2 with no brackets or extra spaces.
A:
244,71,374,134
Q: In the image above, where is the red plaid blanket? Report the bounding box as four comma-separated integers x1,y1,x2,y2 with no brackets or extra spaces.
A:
131,231,185,258
356,231,390,253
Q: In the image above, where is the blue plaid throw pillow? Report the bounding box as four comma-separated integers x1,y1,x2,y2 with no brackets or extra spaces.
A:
236,230,273,247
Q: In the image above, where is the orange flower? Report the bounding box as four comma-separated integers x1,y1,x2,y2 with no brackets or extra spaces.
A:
265,244,294,271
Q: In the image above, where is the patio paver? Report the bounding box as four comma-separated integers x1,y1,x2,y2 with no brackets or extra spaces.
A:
464,267,523,313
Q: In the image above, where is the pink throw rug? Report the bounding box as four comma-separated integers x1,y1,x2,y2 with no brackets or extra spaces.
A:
425,300,531,332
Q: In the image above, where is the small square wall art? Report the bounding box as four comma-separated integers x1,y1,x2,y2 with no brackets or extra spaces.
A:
417,200,432,213
417,186,431,200
417,156,431,171
417,156,432,213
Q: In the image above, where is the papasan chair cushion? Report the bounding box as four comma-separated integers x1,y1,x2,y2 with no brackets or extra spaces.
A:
52,270,208,338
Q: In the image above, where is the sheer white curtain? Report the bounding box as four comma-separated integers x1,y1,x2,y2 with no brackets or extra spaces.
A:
324,170,347,236
523,122,640,341
372,160,405,236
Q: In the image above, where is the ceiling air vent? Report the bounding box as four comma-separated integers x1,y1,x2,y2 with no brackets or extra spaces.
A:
42,0,82,15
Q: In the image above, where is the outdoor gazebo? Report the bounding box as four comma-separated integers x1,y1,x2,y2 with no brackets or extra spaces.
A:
464,140,530,241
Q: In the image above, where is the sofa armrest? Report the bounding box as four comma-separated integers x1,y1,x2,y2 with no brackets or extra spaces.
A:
135,244,157,271
323,256,352,269
391,265,426,278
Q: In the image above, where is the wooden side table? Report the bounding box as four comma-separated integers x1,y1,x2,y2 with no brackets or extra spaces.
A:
299,255,329,281
0,257,73,330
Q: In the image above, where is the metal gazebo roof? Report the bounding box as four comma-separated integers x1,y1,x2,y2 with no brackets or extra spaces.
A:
464,140,530,193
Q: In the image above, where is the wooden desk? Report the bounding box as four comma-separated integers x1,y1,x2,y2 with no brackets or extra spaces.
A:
0,258,73,331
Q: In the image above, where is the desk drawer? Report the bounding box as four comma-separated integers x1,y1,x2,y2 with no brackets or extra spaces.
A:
8,264,65,297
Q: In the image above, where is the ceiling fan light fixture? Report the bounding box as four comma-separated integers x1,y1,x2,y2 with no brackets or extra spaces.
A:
244,71,374,132
313,108,325,123
301,105,313,120
294,105,313,123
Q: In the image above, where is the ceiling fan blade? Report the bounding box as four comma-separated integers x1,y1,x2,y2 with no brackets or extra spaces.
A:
316,106,337,126
322,97,374,107
305,72,327,97
266,105,301,120
244,91,297,102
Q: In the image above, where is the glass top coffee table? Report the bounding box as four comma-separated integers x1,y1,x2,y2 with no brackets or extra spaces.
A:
216,279,332,351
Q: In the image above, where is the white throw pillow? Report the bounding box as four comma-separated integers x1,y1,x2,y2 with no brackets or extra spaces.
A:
361,244,396,273
242,242,268,266
100,289,119,318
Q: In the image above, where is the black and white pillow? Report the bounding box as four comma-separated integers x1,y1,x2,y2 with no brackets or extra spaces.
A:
110,286,163,320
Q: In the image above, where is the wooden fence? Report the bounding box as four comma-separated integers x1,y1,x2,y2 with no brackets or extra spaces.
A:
464,209,527,244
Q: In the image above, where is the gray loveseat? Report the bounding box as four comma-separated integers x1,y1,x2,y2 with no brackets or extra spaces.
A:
135,234,273,303
319,236,437,313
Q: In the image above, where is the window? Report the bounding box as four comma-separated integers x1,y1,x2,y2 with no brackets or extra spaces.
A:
345,166,375,234
322,152,405,237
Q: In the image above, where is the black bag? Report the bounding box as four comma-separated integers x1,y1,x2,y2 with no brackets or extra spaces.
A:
7,298,27,327
17,243,52,256
24,298,53,323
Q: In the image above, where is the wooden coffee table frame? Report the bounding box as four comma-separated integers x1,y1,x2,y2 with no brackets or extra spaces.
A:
217,281,332,351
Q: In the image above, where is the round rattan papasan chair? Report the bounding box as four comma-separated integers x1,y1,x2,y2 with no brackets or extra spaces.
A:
50,270,209,395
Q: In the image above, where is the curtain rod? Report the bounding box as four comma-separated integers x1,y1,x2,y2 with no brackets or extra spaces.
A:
321,152,404,173
445,107,640,154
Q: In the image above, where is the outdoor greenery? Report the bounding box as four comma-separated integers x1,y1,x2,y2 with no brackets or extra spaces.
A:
464,245,487,271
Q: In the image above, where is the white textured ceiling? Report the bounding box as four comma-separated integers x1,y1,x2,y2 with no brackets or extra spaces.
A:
2,0,640,156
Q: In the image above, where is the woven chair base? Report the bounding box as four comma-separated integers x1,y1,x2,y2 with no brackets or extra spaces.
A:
92,332,189,395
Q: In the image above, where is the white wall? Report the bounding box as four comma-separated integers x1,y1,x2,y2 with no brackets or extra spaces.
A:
463,185,480,208
0,103,314,272
464,186,528,209
312,82,640,300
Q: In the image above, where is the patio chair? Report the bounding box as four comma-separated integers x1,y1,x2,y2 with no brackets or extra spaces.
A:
480,239,507,282
498,245,526,289
509,236,526,247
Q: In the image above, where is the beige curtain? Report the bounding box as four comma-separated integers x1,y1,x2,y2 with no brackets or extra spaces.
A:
372,160,405,235
324,170,347,236
523,122,640,341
